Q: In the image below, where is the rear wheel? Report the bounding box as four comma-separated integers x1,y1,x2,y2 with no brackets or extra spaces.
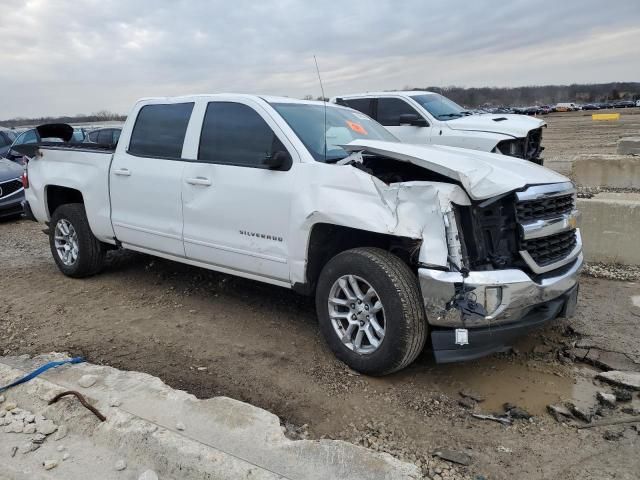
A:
49,203,105,278
316,247,427,375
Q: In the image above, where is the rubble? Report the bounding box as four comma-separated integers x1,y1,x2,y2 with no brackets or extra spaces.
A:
597,371,640,390
432,449,472,466
547,404,574,422
597,392,617,408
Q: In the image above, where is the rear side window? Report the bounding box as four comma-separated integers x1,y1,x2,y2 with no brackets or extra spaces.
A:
97,129,113,144
129,103,194,159
376,98,420,126
198,102,284,168
341,98,373,117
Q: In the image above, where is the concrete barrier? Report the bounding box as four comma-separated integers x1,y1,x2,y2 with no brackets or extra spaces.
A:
592,113,620,121
572,154,640,188
617,137,640,155
577,192,640,265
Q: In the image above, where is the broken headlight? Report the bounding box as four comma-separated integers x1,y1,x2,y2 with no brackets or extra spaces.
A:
495,138,525,159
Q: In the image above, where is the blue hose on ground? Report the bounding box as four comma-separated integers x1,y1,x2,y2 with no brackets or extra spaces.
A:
0,357,85,394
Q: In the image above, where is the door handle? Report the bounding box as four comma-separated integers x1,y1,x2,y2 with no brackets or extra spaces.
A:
113,168,131,176
186,177,212,186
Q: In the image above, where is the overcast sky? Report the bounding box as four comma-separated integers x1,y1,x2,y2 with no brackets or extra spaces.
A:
1,0,639,118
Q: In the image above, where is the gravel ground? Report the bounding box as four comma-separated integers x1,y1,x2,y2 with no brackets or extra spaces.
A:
1,111,640,479
1,218,639,480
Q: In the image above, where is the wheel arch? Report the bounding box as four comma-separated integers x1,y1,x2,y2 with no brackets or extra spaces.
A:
293,222,421,296
45,185,84,217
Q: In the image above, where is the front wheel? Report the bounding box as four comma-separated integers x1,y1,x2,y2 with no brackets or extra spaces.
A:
316,247,427,375
49,203,106,278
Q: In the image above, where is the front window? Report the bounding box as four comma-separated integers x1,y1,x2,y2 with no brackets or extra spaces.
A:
271,102,398,162
410,94,470,121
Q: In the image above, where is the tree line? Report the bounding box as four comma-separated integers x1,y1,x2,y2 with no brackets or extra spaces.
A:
404,82,640,107
0,110,126,128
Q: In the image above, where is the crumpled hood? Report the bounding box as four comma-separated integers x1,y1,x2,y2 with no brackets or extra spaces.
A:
0,158,24,181
446,114,545,138
343,139,569,201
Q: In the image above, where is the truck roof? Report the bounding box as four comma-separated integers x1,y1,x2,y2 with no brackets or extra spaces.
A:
133,94,337,107
332,91,438,100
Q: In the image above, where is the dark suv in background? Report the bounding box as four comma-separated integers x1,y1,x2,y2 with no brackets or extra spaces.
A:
0,129,18,158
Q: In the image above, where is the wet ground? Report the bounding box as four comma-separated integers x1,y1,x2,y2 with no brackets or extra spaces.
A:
1,111,640,479
1,218,639,479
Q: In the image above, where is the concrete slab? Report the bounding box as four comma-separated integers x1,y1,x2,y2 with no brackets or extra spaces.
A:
571,154,640,188
577,193,640,265
617,137,640,155
0,354,420,480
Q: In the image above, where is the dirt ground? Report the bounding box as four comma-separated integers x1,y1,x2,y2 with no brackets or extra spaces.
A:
1,110,640,479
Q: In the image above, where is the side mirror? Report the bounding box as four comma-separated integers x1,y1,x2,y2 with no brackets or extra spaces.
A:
399,113,429,127
263,150,292,170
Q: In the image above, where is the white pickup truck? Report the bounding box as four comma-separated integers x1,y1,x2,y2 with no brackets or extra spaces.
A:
332,91,546,164
22,94,582,375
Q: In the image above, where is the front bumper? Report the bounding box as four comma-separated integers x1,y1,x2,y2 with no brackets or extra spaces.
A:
0,188,24,218
418,253,583,361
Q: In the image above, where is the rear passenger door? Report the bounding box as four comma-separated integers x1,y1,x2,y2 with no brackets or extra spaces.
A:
375,97,432,144
110,102,194,257
181,100,294,282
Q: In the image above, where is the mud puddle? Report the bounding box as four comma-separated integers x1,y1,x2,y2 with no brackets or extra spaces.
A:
373,339,607,416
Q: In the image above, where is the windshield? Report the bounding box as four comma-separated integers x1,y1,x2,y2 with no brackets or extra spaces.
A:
271,102,398,162
410,94,470,121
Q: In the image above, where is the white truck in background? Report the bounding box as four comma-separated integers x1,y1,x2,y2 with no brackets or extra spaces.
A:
332,91,546,164
21,94,581,375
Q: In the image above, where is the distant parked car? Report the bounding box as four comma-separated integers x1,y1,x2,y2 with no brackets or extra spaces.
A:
0,129,17,158
84,127,121,145
0,157,24,219
636,100,640,107
554,103,577,112
3,125,85,163
581,103,600,110
613,100,635,108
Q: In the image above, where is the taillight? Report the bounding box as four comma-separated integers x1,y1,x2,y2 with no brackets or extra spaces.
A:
21,170,29,189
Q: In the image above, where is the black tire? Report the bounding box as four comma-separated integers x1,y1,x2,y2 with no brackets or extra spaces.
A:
49,203,105,278
316,247,427,376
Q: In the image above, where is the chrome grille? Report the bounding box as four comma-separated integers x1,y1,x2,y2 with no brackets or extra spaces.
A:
0,178,23,198
521,230,577,267
515,182,581,274
516,193,574,221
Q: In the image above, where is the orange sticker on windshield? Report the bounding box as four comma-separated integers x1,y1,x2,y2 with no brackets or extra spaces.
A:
346,121,368,135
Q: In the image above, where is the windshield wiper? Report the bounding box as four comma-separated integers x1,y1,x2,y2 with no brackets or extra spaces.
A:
437,113,464,119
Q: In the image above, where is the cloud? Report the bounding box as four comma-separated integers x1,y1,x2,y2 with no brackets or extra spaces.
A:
0,0,639,118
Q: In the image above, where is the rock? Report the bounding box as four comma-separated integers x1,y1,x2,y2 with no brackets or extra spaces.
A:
56,445,65,452
603,430,624,441
504,404,532,420
496,445,512,453
32,433,47,444
10,446,17,457
24,414,35,423
4,421,24,433
3,401,17,411
78,374,98,388
547,404,574,422
53,424,68,441
584,350,640,372
0,395,5,403
176,421,186,431
63,452,70,461
597,371,640,390
36,419,58,435
432,449,472,466
458,397,476,410
0,410,5,418
597,392,617,408
23,423,36,434
566,348,589,361
18,442,39,454
43,459,58,470
459,390,485,403
109,397,122,407
115,459,127,471
614,388,633,402
569,404,593,423
138,470,159,480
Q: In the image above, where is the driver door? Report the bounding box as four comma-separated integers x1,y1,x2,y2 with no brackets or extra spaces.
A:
375,97,433,144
